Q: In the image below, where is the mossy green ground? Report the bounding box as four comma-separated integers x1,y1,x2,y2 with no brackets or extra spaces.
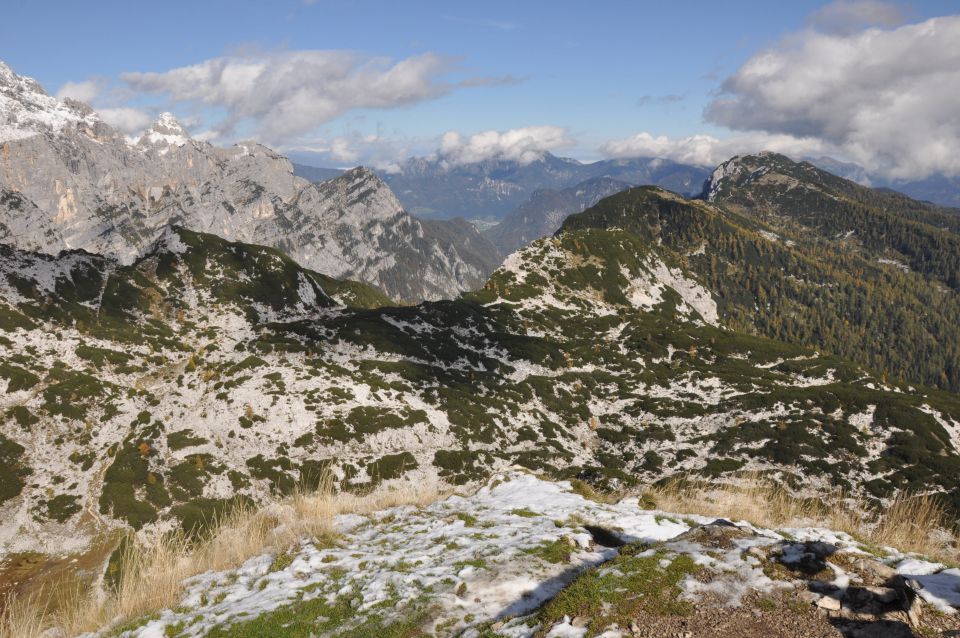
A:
533,546,698,637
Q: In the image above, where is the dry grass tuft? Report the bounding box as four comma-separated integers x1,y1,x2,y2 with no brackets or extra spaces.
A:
871,491,954,557
646,473,959,564
0,475,448,638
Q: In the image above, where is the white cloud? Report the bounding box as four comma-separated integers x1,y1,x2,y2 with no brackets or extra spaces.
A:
56,80,100,103
436,126,572,165
286,125,572,171
601,131,833,167
192,129,221,143
329,138,361,163
97,107,154,135
808,0,905,34
120,51,459,144
703,14,960,179
53,77,157,135
285,131,421,171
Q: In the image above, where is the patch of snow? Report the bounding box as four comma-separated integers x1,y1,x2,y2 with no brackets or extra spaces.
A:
0,61,102,144
544,619,587,638
897,559,960,614
877,258,910,273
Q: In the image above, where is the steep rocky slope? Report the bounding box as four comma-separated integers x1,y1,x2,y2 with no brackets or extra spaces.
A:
0,60,496,303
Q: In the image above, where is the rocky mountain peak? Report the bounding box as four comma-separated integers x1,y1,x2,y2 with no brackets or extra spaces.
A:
341,165,384,187
0,60,20,87
293,165,409,234
153,112,188,136
0,60,44,95
0,59,99,144
318,165,403,214
137,111,191,148
703,153,779,201
704,156,742,201
0,59,500,304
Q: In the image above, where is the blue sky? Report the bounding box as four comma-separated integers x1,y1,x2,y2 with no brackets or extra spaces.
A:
4,0,960,176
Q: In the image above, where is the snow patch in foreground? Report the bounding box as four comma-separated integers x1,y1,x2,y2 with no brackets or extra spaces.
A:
102,472,959,637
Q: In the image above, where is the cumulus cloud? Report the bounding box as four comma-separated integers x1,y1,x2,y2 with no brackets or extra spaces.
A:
328,138,361,164
808,0,905,34
54,77,159,135
703,14,960,178
286,131,420,172
436,126,572,165
56,80,100,103
97,107,155,135
120,51,460,144
601,131,833,167
192,129,222,143
288,126,573,171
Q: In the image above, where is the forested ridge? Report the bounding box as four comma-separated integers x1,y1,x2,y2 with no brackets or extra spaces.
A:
562,171,960,392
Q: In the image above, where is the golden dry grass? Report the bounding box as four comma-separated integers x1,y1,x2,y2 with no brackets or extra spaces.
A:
646,473,959,564
0,475,447,638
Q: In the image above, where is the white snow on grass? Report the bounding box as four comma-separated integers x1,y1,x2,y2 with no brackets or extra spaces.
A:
878,258,910,273
106,472,696,637
101,471,960,637
646,258,718,326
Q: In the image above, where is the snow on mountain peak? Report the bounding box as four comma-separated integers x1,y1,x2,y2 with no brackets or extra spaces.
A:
0,59,100,144
137,112,191,150
0,60,19,86
154,112,187,136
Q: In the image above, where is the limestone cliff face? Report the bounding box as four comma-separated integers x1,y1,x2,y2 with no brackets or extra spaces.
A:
0,61,499,302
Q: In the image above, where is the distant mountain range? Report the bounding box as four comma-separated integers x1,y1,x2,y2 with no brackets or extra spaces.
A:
293,154,710,221
483,176,632,255
292,152,960,224
808,156,960,208
0,61,497,303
